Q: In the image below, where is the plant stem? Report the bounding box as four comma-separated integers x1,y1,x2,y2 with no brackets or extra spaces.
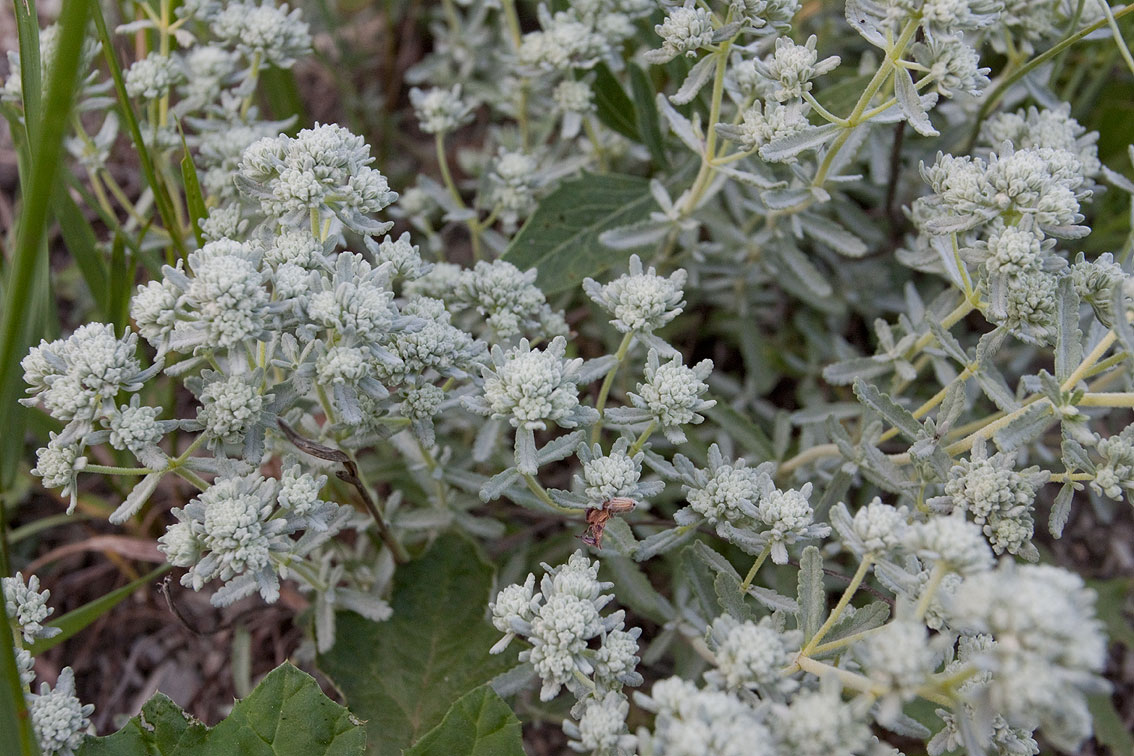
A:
914,560,946,620
522,474,578,514
629,421,658,455
739,544,772,593
802,555,873,654
590,332,635,444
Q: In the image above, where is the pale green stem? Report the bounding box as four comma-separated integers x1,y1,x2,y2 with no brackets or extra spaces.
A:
738,543,772,593
802,555,873,655
629,420,658,455
522,474,578,514
914,560,947,620
590,331,635,444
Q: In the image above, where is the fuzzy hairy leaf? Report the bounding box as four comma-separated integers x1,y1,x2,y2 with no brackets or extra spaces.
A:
318,535,516,756
404,686,524,756
76,664,365,755
797,546,826,642
853,380,922,441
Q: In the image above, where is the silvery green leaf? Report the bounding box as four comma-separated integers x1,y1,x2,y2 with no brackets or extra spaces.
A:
598,518,638,557
923,209,996,235
797,545,825,642
577,355,619,385
489,663,537,698
845,0,887,47
791,402,863,425
714,163,783,189
691,540,741,580
536,429,587,463
473,418,502,463
819,601,889,654
773,410,792,461
514,427,538,475
480,467,521,502
453,511,507,539
939,382,967,431
974,362,1019,413
108,472,163,524
853,379,922,441
823,357,892,386
635,526,697,561
1102,164,1134,193
927,319,969,365
715,572,760,622
859,445,914,493
993,404,1055,452
598,219,672,249
761,123,841,162
773,243,833,298
394,509,454,530
799,213,869,257
682,549,719,624
605,554,675,624
1049,482,1075,538
1110,284,1134,364
1055,278,1083,382
657,93,702,153
817,469,854,523
762,187,814,211
333,383,363,426
670,54,718,105
747,585,799,613
875,707,932,739
828,502,858,548
1061,434,1095,473
1036,370,1064,406
894,67,938,136
711,21,742,42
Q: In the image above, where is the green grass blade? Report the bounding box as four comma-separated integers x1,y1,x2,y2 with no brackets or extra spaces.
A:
259,67,306,134
89,3,188,262
0,0,91,495
108,231,135,336
13,0,43,157
179,131,207,248
53,177,110,316
26,564,171,656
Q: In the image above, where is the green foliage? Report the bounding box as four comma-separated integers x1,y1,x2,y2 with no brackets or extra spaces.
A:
502,173,659,293
317,535,516,755
403,685,525,756
75,663,365,756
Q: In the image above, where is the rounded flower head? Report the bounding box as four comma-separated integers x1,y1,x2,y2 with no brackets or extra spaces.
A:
29,667,93,756
455,259,561,340
773,685,872,756
708,615,800,690
756,35,840,102
409,85,473,134
106,401,166,457
684,447,772,525
183,239,269,348
469,336,593,431
611,350,714,444
125,52,181,100
1091,429,1134,501
905,514,993,575
716,100,809,156
945,440,1044,558
648,2,714,63
211,0,311,67
565,691,635,753
583,254,687,334
580,441,644,504
916,36,990,98
3,572,62,645
852,498,909,555
195,372,268,447
31,433,87,514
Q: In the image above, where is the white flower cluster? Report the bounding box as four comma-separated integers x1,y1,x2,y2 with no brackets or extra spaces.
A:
237,123,398,234
705,615,801,693
645,2,715,64
947,562,1108,751
159,471,348,607
552,438,665,510
465,337,599,474
124,52,182,100
605,350,715,444
451,259,568,339
1090,426,1134,501
209,0,312,67
942,440,1046,558
489,552,642,704
674,444,829,563
830,498,910,558
3,572,62,645
28,667,94,756
584,254,687,338
409,85,474,134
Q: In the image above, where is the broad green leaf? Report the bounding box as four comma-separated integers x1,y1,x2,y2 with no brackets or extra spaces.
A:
628,64,668,168
318,535,516,756
27,565,171,656
404,685,524,756
108,232,136,337
602,553,674,624
1087,693,1134,756
502,173,661,294
76,663,365,755
53,177,109,316
589,62,639,141
797,546,825,642
258,67,306,136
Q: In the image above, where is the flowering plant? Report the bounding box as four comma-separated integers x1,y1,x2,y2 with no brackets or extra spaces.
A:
2,0,1133,754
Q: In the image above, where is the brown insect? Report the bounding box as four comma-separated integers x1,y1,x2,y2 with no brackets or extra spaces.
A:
581,497,637,549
